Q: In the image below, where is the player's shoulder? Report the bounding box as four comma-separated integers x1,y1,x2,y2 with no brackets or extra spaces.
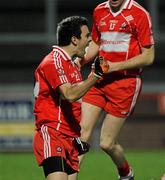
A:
38,51,54,69
53,45,70,62
131,0,150,16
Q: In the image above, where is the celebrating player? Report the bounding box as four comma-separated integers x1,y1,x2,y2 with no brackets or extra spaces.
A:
79,0,155,179
33,16,104,180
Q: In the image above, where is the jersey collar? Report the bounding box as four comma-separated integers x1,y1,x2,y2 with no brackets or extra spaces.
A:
53,45,72,61
105,0,133,15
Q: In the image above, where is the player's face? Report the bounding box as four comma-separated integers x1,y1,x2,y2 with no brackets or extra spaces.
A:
76,25,91,58
109,0,126,11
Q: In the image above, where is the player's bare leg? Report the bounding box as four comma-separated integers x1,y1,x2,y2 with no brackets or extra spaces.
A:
80,103,133,178
79,102,103,165
100,114,126,166
100,114,133,178
78,154,85,167
80,102,103,143
46,172,68,180
68,173,77,180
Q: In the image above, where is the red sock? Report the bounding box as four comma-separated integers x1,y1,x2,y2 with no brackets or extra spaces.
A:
117,161,130,177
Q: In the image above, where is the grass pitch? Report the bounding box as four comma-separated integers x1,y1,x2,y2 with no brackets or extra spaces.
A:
0,150,165,180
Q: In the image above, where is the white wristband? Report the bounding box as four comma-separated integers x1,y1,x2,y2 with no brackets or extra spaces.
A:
93,73,102,79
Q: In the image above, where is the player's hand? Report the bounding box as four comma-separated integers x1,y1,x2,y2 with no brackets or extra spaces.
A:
100,59,110,73
74,138,90,155
93,56,104,78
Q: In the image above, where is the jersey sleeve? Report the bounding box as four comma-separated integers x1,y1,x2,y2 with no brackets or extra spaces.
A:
43,55,69,90
91,10,100,43
136,11,154,47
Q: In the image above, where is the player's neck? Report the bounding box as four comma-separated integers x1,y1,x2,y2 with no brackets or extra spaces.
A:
110,0,126,13
59,45,73,59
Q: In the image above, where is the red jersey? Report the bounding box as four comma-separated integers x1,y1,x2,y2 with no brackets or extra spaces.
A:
33,46,82,137
92,0,154,75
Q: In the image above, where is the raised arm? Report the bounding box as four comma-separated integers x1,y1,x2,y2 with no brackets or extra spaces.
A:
59,75,98,102
59,57,104,102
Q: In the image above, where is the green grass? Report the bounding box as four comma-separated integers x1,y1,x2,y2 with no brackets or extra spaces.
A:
0,150,165,180
79,150,165,180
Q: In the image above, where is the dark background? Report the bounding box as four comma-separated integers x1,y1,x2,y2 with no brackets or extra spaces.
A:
0,0,164,84
0,0,165,150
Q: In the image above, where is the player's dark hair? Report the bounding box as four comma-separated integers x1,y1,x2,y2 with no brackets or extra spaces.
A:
56,16,88,46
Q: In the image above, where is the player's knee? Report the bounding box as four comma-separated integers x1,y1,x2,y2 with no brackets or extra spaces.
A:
99,138,114,152
100,141,124,156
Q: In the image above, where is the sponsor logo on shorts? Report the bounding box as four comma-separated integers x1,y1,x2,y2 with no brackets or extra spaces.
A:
56,146,62,153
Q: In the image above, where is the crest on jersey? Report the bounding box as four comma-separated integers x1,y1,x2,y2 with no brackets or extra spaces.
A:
57,68,65,76
120,22,127,30
109,20,118,30
125,15,134,21
71,70,81,81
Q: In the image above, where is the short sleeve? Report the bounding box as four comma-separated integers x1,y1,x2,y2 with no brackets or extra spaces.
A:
43,56,69,90
91,10,100,43
136,12,154,47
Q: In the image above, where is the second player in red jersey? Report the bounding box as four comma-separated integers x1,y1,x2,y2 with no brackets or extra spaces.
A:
79,0,155,180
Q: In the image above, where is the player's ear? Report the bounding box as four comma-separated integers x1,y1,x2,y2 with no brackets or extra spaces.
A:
71,36,78,46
